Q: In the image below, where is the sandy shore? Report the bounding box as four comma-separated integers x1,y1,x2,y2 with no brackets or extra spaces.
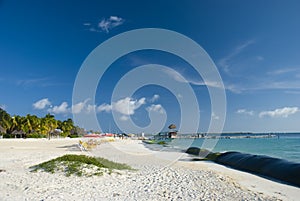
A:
0,138,299,200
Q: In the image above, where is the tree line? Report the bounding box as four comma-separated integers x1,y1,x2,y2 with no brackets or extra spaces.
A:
0,108,84,138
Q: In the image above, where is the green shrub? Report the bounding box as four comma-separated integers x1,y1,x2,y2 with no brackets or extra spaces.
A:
96,157,133,170
30,154,134,177
68,134,79,138
3,133,12,138
205,152,222,161
27,133,46,138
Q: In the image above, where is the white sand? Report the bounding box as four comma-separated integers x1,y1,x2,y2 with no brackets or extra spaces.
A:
0,138,299,201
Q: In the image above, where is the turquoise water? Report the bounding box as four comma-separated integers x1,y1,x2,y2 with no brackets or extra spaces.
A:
165,133,300,163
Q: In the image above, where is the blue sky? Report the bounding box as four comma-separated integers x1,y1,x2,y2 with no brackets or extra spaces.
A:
1,0,300,133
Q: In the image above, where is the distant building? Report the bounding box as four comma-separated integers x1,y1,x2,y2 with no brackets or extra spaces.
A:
168,131,177,138
154,131,177,140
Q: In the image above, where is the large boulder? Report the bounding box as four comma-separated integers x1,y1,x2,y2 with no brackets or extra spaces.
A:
186,147,212,157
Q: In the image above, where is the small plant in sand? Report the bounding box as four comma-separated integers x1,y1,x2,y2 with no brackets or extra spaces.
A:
30,154,134,177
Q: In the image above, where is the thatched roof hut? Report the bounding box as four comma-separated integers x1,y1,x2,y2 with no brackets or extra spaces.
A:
168,124,177,138
11,130,26,138
0,125,6,133
168,124,176,129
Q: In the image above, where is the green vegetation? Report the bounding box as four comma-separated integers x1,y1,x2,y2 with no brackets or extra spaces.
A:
30,154,134,177
194,152,222,161
26,133,46,138
157,141,167,145
0,108,84,138
143,140,168,145
186,147,222,161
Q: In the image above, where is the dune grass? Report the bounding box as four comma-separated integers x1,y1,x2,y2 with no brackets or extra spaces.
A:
30,154,134,177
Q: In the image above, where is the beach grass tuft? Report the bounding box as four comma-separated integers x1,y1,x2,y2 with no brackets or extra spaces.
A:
30,154,134,177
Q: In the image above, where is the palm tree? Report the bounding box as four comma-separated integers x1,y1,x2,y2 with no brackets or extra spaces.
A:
57,118,74,137
0,108,12,133
11,115,21,132
42,114,58,140
10,115,27,138
0,109,84,139
26,114,41,134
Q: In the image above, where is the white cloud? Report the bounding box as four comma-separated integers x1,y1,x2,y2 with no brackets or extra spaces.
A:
212,112,220,120
219,39,255,73
85,16,124,33
120,115,129,121
162,68,228,91
34,98,98,115
88,27,99,32
225,79,300,94
109,16,121,21
98,16,124,33
225,84,243,94
268,68,299,75
33,98,51,110
86,104,96,113
113,97,146,115
98,97,146,116
260,81,300,90
72,99,90,114
162,68,205,85
48,102,69,114
191,80,224,88
285,90,300,95
150,94,160,102
259,107,299,118
236,109,254,116
72,100,99,114
162,68,187,83
17,77,58,88
146,104,165,114
97,103,112,113
35,96,148,116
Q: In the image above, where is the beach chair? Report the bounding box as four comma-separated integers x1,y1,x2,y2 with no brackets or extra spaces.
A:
78,140,87,151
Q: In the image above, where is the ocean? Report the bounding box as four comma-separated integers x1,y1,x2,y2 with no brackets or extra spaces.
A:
156,133,300,163
145,133,300,186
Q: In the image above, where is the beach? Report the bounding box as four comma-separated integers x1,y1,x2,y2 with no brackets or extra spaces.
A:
0,139,299,201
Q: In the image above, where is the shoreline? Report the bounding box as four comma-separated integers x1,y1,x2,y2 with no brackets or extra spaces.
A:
0,138,299,200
